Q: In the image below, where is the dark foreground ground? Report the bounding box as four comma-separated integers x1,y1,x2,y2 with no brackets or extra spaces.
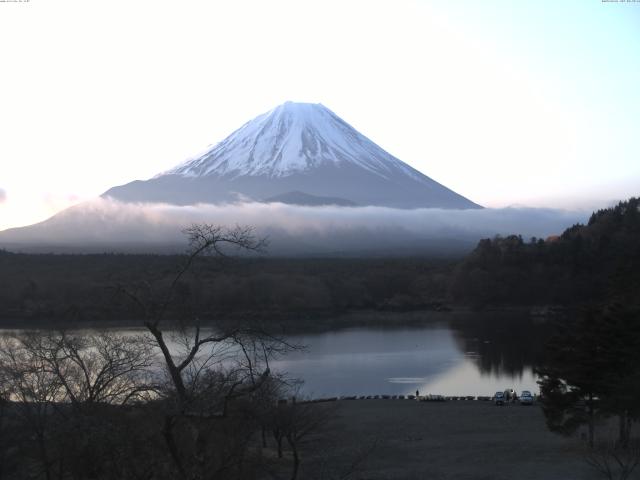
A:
298,400,599,480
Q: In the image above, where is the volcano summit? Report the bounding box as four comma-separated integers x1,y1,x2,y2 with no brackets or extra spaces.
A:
104,102,481,209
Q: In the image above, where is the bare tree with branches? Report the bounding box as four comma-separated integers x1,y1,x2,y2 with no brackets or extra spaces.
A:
117,224,301,479
0,224,312,479
0,330,157,479
0,334,68,479
18,331,156,408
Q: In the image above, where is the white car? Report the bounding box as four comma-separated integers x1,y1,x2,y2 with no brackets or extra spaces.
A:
519,390,534,405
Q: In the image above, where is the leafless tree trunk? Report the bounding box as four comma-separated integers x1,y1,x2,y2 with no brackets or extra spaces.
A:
588,393,596,449
585,439,640,480
116,224,306,479
0,388,7,479
271,399,335,480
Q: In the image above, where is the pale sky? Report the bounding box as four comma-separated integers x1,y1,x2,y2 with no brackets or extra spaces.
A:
1,0,639,231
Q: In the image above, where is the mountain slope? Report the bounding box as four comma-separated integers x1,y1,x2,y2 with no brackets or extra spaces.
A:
104,102,481,209
262,191,357,207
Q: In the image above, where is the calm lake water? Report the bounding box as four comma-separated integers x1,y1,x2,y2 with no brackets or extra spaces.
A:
3,314,547,398
271,322,541,397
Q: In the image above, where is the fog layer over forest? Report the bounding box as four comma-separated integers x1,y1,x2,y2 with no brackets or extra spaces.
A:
0,198,589,255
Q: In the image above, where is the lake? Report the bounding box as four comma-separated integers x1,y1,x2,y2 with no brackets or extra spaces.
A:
271,319,543,397
1,313,548,398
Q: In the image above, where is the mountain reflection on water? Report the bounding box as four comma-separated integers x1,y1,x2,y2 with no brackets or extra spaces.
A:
271,314,550,397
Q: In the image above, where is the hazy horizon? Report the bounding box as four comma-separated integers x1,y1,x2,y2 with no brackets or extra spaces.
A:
0,197,590,256
1,1,639,232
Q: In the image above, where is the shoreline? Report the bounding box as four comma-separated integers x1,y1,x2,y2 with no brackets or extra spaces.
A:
0,304,561,332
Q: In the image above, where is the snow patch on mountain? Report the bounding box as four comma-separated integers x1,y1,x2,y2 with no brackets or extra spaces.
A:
163,102,424,182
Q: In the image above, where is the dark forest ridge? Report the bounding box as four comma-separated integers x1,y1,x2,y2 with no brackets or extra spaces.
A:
1,197,637,327
452,197,640,307
0,255,455,327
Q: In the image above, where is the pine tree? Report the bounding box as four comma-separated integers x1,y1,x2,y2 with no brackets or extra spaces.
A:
536,306,640,448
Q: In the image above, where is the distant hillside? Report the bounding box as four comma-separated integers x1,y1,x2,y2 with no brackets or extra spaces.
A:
262,191,357,207
451,197,640,307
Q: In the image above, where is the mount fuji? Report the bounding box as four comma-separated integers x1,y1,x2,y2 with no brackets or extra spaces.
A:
104,102,481,209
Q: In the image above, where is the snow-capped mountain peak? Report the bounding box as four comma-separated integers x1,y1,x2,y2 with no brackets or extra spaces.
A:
164,101,419,180
105,102,481,209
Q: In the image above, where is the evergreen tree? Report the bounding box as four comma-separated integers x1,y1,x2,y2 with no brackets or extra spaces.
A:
536,306,640,448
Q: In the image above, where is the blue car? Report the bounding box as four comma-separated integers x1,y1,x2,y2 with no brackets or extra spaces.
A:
519,390,534,405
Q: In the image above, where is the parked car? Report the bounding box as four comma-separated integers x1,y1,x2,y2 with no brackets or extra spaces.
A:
519,390,534,405
494,391,505,406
